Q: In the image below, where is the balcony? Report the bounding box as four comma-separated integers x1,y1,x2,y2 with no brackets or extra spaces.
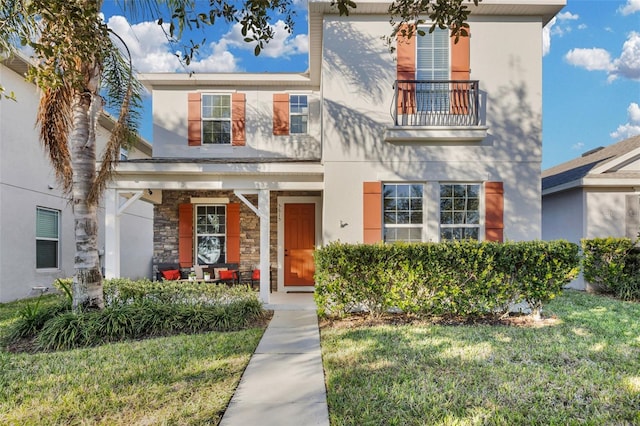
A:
384,80,488,143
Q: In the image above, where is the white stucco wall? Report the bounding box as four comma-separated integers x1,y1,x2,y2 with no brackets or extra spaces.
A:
320,15,544,243
151,88,322,159
0,61,153,302
584,189,633,239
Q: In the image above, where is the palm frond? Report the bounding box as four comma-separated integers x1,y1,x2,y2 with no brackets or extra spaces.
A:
37,84,73,192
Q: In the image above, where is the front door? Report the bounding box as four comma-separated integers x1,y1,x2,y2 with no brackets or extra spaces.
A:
284,203,315,286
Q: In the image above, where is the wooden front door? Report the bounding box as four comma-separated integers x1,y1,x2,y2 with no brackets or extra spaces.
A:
284,203,315,286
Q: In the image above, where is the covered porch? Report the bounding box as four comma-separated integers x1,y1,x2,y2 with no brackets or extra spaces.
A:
104,159,323,303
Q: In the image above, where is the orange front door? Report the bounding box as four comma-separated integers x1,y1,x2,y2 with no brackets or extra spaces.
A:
284,203,315,286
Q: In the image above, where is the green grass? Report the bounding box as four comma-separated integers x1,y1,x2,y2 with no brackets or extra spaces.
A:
320,290,640,425
0,296,266,425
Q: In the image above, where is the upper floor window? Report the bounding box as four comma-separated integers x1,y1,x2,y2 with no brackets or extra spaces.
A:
290,95,308,134
36,207,60,269
202,94,231,144
195,205,227,264
120,148,128,160
440,184,480,240
383,183,424,242
416,27,449,81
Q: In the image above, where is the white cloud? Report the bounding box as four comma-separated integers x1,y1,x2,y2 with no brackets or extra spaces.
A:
611,103,640,140
572,142,585,151
564,32,640,81
557,11,579,20
106,15,182,73
619,0,640,15
218,20,308,59
565,48,613,71
577,24,587,30
610,31,640,80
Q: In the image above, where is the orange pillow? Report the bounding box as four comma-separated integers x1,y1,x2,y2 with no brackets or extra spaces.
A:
219,270,236,280
251,269,260,280
161,269,181,280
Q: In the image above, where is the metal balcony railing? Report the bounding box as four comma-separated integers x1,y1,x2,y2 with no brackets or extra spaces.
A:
392,80,480,126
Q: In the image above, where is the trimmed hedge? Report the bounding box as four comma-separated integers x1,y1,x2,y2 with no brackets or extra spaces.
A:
314,240,580,318
582,238,640,301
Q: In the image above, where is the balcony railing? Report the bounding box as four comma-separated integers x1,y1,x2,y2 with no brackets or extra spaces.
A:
392,80,480,127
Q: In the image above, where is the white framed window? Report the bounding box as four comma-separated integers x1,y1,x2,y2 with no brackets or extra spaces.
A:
439,183,480,240
119,148,128,160
202,94,231,144
195,205,226,264
290,95,308,134
416,26,450,112
36,207,60,269
383,183,424,242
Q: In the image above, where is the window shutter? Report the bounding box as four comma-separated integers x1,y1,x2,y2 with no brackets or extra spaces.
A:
273,93,289,135
363,181,383,243
396,24,416,116
450,28,470,80
226,203,241,263
232,93,246,146
178,203,194,267
485,182,504,242
187,93,202,146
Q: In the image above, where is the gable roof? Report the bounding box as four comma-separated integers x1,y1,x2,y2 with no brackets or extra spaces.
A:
542,135,640,193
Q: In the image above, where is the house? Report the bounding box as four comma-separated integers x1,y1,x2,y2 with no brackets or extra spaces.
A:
106,0,565,302
542,135,640,289
0,53,154,303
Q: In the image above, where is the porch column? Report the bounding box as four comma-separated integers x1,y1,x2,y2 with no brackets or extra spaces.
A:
104,188,120,279
258,189,270,303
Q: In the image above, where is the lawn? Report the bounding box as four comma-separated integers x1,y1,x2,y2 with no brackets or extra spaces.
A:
0,295,266,425
320,290,640,425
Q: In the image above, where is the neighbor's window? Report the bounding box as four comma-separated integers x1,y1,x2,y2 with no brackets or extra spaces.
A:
36,207,60,269
202,94,231,144
195,205,226,264
383,183,424,242
120,148,128,160
439,184,480,240
290,95,308,134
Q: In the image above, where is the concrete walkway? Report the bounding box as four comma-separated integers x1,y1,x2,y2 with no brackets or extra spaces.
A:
220,293,329,426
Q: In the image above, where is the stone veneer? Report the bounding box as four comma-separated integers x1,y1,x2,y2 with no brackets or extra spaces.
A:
153,190,320,287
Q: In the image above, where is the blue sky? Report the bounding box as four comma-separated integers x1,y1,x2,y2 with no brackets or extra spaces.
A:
102,0,640,170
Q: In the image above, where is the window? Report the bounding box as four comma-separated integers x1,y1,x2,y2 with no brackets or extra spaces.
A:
383,184,423,242
202,94,231,144
195,205,226,264
290,95,308,134
416,27,450,112
36,207,60,269
120,148,128,160
440,184,480,240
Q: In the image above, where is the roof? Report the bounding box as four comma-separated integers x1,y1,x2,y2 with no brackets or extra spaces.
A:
542,134,640,193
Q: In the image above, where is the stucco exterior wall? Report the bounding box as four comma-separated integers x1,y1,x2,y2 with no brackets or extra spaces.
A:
320,15,544,242
151,88,322,159
0,60,153,302
584,189,633,239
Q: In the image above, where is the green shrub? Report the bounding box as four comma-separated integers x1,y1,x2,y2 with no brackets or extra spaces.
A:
581,237,634,294
314,240,580,319
4,297,70,341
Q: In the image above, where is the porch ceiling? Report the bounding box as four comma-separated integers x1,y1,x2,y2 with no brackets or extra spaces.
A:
110,159,324,191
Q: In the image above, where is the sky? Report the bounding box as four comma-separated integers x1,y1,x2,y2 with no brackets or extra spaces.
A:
101,0,640,170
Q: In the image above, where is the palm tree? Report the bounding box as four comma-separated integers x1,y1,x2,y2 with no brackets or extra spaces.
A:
0,0,475,311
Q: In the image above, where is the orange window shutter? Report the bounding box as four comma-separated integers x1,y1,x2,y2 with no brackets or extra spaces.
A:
232,93,246,146
485,181,504,242
178,203,194,267
226,203,241,263
451,27,470,80
187,92,202,146
396,24,416,115
363,181,383,244
273,93,289,135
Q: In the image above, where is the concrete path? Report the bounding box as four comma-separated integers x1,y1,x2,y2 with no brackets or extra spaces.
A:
220,294,329,426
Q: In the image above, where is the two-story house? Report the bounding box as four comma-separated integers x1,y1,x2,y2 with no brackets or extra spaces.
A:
0,53,154,302
106,0,565,302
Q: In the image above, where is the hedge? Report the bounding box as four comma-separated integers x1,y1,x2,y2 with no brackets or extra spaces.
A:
582,238,640,301
314,240,580,319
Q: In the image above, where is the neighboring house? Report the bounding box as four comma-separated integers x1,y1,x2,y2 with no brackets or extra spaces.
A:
106,0,565,302
542,135,640,289
0,54,154,303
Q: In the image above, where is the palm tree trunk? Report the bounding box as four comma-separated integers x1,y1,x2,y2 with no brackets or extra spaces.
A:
70,89,104,310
